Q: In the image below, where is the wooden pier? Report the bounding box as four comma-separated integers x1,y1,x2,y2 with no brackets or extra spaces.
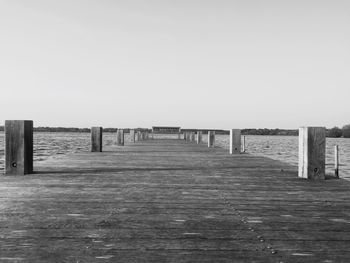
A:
1,139,350,262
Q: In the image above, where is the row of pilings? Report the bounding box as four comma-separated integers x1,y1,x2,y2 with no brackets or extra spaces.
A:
3,120,338,180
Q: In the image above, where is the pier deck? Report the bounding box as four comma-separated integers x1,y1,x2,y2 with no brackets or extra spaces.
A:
0,139,350,262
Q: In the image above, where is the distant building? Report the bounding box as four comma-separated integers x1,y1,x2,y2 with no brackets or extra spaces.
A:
152,126,181,134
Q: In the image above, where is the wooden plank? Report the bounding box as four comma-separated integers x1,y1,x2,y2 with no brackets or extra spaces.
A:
0,139,349,261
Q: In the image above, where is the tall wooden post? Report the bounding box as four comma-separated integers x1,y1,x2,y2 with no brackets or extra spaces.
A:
178,133,181,140
91,127,103,152
196,131,202,144
208,131,215,147
298,127,326,180
5,120,33,175
116,129,124,146
136,131,140,141
229,129,241,154
130,129,135,142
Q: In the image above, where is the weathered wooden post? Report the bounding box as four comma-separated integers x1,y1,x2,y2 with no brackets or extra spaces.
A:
136,130,141,141
186,132,190,141
229,129,241,154
298,127,326,180
208,131,215,147
178,133,181,140
91,127,103,152
190,132,195,142
242,135,246,152
5,120,33,175
196,131,202,144
116,129,124,146
334,145,339,178
130,129,135,142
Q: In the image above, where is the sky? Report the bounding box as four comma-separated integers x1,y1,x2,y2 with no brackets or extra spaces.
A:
0,0,349,129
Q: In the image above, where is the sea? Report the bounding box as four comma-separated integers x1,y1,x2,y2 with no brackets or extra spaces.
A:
0,132,349,179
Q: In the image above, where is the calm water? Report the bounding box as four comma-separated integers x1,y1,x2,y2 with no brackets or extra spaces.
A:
0,132,129,172
0,132,349,179
206,134,350,179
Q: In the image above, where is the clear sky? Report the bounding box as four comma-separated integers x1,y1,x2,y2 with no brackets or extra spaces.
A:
0,0,349,129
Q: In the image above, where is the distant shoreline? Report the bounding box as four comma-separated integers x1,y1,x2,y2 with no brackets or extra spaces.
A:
0,126,346,138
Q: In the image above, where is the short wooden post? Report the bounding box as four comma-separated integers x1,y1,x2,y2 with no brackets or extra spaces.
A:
91,127,103,152
116,129,124,146
136,131,141,141
242,135,246,152
178,133,181,140
5,120,33,175
196,131,202,144
130,129,135,142
190,132,195,142
229,129,241,154
335,145,339,178
208,131,215,147
298,127,326,179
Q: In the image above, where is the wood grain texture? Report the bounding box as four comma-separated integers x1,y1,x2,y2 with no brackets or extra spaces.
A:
229,129,241,154
299,127,326,179
0,139,349,262
91,127,103,152
5,120,33,175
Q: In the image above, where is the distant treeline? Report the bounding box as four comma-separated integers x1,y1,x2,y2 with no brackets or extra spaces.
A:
32,127,134,133
181,128,298,136
0,125,350,138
